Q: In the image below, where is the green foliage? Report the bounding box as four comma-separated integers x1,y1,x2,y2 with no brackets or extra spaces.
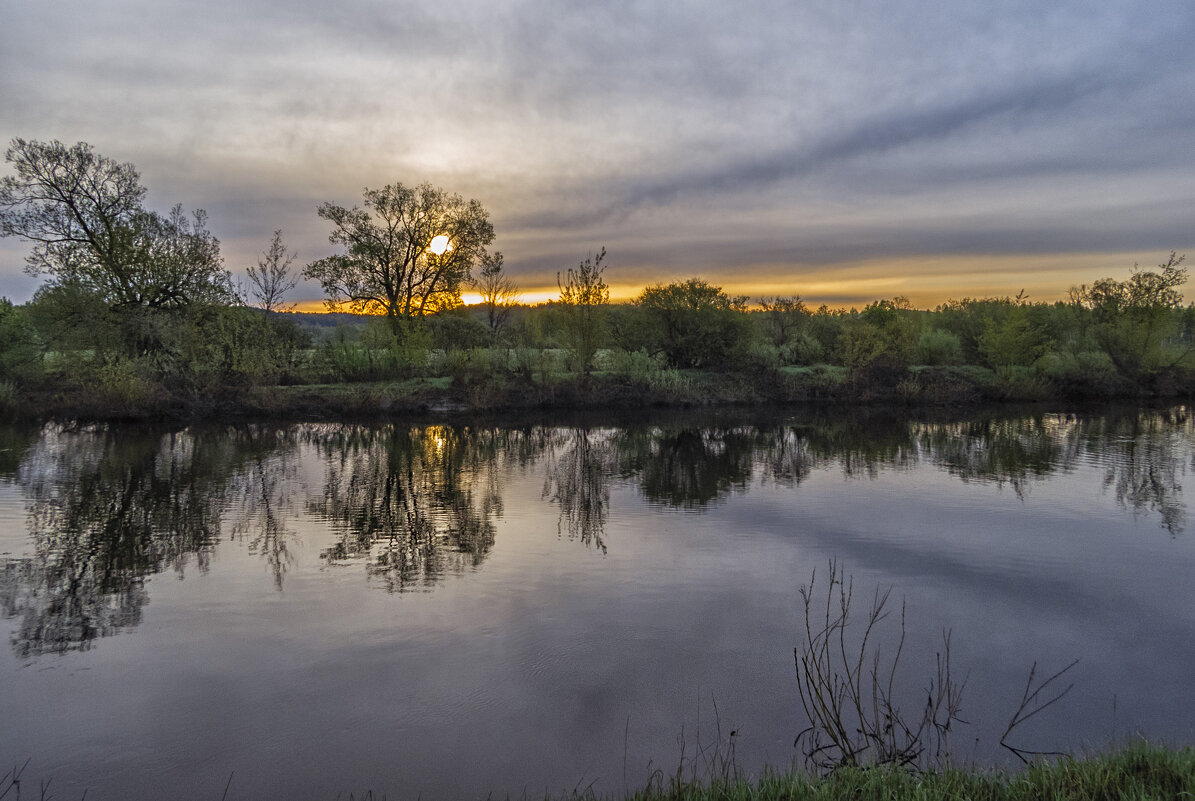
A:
557,248,610,374
992,365,1052,400
427,309,491,351
635,278,750,369
606,348,666,382
92,356,166,409
1038,350,1122,397
806,306,848,362
0,298,42,382
315,317,430,382
839,321,887,371
757,296,811,349
603,743,1195,801
915,329,963,366
1076,252,1190,379
977,305,1052,368
780,332,826,365
934,297,1018,363
735,341,783,373
838,298,919,375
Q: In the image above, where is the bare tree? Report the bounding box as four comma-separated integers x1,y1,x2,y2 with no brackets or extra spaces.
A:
476,250,519,337
245,229,298,315
558,247,609,376
303,182,494,333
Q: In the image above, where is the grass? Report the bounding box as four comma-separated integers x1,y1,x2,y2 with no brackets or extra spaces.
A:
3,744,1190,800
577,742,1195,801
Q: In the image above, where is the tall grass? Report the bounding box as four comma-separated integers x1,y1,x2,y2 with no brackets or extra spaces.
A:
589,742,1195,801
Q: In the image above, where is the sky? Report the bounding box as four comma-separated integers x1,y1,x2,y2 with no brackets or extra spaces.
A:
2,0,1194,310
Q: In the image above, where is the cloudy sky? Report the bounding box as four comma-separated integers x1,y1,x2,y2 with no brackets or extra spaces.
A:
2,0,1194,308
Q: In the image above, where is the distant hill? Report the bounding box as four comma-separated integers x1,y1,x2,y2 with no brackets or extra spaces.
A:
275,310,370,329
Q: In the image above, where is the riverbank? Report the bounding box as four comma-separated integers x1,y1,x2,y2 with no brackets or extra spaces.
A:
3,744,1190,800
7,362,1195,423
596,743,1195,801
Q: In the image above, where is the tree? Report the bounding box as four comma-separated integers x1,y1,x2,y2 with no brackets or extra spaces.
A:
303,182,494,333
1075,252,1189,379
557,247,610,375
475,250,519,338
841,296,918,372
759,296,809,348
0,139,230,309
245,229,298,315
977,305,1052,368
636,278,749,369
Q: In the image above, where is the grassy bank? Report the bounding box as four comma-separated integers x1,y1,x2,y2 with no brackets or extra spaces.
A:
3,744,1190,800
8,359,1195,423
597,743,1195,801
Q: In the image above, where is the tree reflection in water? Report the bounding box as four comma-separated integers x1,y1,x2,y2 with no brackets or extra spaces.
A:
616,425,754,509
227,426,301,590
543,428,616,553
0,425,235,656
1,408,1192,656
913,416,1067,498
304,425,513,592
1075,408,1190,535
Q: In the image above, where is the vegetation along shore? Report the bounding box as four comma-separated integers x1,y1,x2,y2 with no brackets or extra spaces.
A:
4,743,1192,799
3,138,1194,422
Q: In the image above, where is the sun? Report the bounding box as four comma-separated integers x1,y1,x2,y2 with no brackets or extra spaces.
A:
428,235,452,256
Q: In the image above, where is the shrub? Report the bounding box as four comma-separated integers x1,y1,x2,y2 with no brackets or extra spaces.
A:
993,365,1052,400
733,341,783,374
915,329,963,366
0,298,42,383
781,333,825,366
635,278,750,369
607,348,665,382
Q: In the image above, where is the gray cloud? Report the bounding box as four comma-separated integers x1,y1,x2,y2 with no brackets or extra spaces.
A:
2,1,1194,304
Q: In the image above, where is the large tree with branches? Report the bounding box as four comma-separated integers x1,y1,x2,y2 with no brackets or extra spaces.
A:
0,138,229,309
303,182,494,332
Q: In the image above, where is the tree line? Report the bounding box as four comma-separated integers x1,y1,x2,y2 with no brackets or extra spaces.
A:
0,138,1192,413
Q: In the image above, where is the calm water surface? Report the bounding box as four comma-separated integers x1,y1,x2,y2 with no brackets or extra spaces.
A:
1,407,1194,799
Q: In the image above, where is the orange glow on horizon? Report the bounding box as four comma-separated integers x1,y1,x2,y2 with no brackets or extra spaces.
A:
285,251,1189,314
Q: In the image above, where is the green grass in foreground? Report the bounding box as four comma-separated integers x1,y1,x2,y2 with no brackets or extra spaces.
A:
3,744,1191,799
574,744,1195,801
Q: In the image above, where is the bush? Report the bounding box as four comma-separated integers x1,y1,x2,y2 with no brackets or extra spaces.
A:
1039,350,1124,398
315,322,423,382
781,333,825,366
428,311,491,351
0,298,42,383
978,306,1052,368
915,329,963,366
733,341,782,374
635,278,751,369
606,348,665,382
993,365,1052,400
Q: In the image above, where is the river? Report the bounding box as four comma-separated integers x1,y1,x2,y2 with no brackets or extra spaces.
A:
1,406,1193,799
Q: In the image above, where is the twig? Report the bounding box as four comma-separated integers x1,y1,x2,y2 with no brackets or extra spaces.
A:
999,658,1080,764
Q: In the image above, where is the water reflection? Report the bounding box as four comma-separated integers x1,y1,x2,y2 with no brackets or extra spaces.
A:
304,425,509,592
0,426,236,656
0,424,39,479
227,427,301,590
1,407,1191,656
913,417,1068,497
617,425,754,508
1075,409,1189,534
543,428,616,553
